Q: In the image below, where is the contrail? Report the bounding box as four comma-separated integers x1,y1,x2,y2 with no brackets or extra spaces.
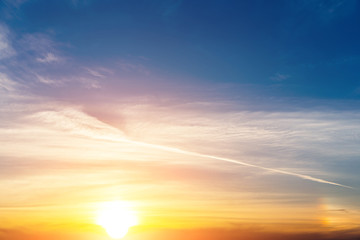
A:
99,135,353,189
34,109,353,189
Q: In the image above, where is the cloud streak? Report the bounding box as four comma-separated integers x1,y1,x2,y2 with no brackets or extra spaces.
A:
36,52,61,63
0,24,15,59
32,108,353,189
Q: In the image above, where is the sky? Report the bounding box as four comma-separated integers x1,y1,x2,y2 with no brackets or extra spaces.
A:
1,0,360,239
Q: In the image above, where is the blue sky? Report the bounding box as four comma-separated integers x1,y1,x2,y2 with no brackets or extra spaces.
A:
2,0,360,102
1,1,360,240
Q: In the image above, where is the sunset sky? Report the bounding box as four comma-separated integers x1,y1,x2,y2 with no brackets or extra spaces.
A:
1,1,360,239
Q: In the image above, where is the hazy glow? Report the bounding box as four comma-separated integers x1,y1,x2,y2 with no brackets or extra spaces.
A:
96,201,138,239
1,1,360,239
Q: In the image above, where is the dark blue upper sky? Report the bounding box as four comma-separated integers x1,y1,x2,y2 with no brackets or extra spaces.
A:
1,0,360,101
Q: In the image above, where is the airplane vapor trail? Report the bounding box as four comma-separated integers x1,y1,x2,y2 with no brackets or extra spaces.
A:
34,109,352,189
101,135,353,189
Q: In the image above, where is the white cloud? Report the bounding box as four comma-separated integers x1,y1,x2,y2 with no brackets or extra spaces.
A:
270,73,290,82
30,108,125,139
0,24,15,60
84,67,113,79
85,68,105,78
34,70,102,88
36,52,61,63
78,76,101,89
20,33,61,61
34,74,62,86
24,102,358,188
0,72,20,92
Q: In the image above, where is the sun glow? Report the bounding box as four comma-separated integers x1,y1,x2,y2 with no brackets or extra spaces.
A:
96,201,138,239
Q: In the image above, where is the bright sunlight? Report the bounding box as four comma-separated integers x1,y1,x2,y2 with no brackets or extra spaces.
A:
96,201,138,239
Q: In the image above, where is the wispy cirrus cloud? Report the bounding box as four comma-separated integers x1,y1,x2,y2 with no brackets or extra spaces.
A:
18,33,64,63
84,67,113,79
20,102,356,189
0,24,15,59
36,52,62,64
0,72,20,92
0,24,105,90
270,73,290,82
30,108,125,139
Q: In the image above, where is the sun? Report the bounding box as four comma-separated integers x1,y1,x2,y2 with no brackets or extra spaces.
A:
96,201,138,239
